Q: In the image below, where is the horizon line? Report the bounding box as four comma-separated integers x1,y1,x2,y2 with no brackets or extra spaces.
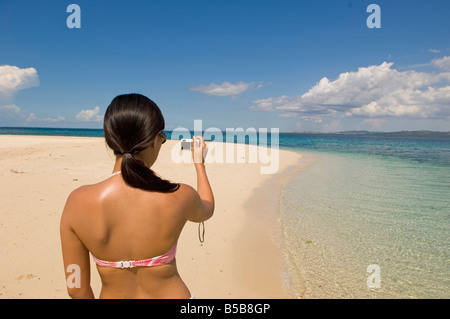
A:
1,126,449,135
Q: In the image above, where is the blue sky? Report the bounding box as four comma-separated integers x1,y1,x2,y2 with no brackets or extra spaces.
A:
1,0,449,132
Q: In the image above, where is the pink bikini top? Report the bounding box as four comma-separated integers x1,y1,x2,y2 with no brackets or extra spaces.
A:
92,243,177,269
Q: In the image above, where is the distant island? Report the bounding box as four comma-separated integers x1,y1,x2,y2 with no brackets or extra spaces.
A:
290,130,450,138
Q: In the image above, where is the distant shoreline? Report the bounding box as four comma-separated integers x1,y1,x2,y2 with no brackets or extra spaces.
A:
1,126,449,139
281,130,450,138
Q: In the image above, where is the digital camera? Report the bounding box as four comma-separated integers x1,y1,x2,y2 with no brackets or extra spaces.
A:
180,138,201,150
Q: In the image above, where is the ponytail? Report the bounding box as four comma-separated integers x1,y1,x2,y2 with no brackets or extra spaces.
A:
120,152,179,192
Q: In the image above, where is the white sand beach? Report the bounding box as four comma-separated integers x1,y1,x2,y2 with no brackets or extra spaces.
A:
0,135,301,298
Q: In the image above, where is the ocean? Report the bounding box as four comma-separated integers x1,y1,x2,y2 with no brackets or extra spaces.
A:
278,135,450,299
1,127,449,298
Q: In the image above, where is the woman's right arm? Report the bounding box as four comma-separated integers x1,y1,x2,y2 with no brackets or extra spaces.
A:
60,189,95,299
187,136,214,222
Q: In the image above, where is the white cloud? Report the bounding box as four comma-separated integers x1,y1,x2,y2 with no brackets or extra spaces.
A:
300,115,323,123
0,104,21,113
0,65,39,96
26,113,65,123
76,106,102,122
251,95,289,112
251,61,450,122
349,86,450,118
26,113,37,122
0,66,39,123
432,56,450,71
429,49,441,53
189,81,262,97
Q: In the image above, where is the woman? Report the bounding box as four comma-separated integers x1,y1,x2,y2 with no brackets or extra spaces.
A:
60,93,214,298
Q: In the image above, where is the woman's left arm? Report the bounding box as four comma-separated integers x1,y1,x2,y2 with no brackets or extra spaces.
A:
60,192,95,299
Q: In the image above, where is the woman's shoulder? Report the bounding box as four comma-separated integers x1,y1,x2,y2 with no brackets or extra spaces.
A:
64,182,104,209
172,183,198,198
168,183,201,206
69,181,100,197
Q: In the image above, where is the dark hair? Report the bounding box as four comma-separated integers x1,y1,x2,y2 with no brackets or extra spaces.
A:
103,93,179,193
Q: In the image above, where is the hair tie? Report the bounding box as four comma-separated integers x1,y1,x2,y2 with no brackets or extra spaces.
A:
122,151,133,155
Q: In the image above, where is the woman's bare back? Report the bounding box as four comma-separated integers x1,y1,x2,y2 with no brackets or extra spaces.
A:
64,174,198,298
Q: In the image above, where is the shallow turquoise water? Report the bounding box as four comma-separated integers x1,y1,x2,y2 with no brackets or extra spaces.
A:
280,150,449,298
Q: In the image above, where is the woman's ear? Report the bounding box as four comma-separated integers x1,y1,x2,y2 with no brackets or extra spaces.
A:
152,136,159,148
